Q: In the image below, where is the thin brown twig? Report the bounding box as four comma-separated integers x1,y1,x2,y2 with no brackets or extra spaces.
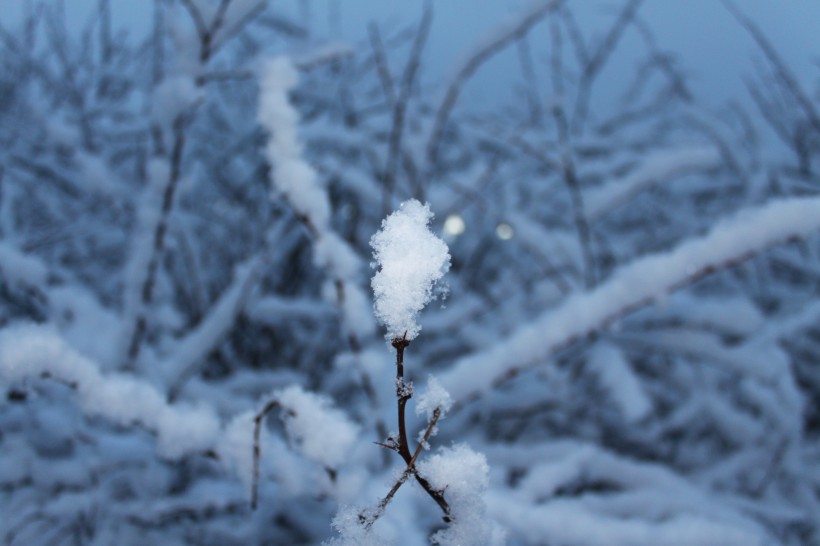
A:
251,399,281,510
362,407,446,528
389,334,451,518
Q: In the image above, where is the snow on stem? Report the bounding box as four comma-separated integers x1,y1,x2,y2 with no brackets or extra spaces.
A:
441,195,820,403
0,324,219,460
258,56,373,339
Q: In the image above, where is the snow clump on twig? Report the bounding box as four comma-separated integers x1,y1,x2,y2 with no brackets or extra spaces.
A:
370,200,451,341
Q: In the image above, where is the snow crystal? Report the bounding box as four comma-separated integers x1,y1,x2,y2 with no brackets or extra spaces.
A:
415,375,453,421
370,200,451,341
417,444,505,546
275,385,359,469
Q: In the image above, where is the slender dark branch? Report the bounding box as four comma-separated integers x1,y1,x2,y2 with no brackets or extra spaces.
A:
384,2,432,214
180,0,209,43
517,36,544,126
362,407,446,529
251,399,281,510
388,334,451,519
392,334,412,461
126,116,189,367
570,0,643,134
560,153,596,288
211,1,267,54
721,0,820,134
367,22,396,107
426,0,560,172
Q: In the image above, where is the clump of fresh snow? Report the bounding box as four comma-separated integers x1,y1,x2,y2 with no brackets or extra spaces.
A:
417,444,505,546
370,200,451,341
276,385,359,469
415,375,453,421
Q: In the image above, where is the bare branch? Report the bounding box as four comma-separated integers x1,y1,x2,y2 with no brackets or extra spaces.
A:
362,407,446,529
426,0,561,171
721,0,820,134
367,22,396,107
251,399,281,510
384,3,432,214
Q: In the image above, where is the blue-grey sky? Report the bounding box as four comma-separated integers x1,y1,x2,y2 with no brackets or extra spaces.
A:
4,0,818,110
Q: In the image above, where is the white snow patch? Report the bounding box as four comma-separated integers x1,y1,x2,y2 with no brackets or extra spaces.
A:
415,375,453,421
417,444,505,546
370,200,451,341
275,385,358,469
588,343,652,422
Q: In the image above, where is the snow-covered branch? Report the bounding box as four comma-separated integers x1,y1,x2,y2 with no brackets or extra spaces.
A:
441,196,820,403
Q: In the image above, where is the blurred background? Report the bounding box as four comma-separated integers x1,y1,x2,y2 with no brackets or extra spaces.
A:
0,1,818,544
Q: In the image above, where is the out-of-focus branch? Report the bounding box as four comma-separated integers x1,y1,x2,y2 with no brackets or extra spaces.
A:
721,0,820,134
426,0,561,172
441,196,820,406
570,0,643,135
384,2,432,215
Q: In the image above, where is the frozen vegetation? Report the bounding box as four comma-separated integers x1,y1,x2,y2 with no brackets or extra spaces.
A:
0,0,819,544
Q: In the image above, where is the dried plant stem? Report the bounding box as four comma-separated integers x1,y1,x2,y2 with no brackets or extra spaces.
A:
389,336,451,518
251,399,281,510
363,407,446,529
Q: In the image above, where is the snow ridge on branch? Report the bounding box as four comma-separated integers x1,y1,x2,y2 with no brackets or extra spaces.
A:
441,196,820,402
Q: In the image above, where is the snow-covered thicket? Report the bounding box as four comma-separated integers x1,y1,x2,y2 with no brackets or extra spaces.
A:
0,0,819,544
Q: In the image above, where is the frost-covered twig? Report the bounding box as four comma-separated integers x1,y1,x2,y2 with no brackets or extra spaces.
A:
387,335,451,519
121,2,266,369
584,146,721,219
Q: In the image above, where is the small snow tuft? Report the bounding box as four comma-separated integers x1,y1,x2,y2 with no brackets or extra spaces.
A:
275,385,359,469
415,375,453,421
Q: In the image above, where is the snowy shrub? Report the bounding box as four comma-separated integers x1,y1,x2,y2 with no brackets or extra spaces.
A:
0,0,819,544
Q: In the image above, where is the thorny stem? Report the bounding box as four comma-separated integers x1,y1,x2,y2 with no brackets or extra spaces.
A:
393,334,412,461
362,407,447,529
385,335,451,520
